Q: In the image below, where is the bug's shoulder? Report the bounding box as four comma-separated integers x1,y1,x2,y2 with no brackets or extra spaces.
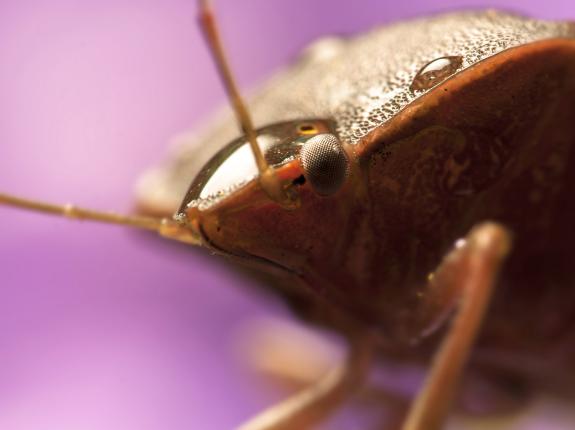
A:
136,10,574,215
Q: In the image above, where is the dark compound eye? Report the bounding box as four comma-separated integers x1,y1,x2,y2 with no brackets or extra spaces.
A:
300,133,349,196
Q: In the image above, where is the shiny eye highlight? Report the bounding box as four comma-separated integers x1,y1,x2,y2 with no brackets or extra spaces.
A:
300,133,349,196
297,123,318,135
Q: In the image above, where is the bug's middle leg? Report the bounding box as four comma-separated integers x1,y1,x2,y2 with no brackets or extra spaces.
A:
237,331,376,430
239,317,418,427
402,222,512,430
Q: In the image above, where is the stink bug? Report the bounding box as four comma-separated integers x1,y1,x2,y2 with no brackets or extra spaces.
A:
1,1,575,430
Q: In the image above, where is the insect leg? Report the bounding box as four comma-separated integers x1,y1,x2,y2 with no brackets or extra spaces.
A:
402,222,511,430
237,332,376,430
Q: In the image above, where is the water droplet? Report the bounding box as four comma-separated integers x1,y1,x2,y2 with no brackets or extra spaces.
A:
410,56,463,92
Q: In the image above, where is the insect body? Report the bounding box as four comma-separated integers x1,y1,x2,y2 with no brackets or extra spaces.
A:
2,3,575,429
143,8,575,346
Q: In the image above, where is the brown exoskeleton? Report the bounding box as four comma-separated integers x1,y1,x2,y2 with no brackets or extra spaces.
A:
2,1,575,429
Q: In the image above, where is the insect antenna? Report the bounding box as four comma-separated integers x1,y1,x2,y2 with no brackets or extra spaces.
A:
197,0,295,207
0,192,201,245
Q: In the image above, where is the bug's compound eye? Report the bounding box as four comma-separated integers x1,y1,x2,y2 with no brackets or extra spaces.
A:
300,133,349,196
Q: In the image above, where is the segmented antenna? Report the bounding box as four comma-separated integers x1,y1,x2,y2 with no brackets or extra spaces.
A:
0,193,201,244
197,0,293,206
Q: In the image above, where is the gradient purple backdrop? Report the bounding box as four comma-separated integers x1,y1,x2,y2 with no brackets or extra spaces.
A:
0,1,574,429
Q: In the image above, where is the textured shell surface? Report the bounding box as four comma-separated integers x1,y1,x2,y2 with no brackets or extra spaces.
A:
138,10,575,213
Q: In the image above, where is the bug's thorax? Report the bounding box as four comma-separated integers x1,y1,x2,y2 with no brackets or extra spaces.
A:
354,38,575,343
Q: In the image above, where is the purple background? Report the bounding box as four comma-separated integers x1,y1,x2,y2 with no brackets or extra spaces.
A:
0,1,573,429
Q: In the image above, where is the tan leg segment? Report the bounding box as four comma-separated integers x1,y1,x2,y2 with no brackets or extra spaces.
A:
238,332,376,430
403,222,512,430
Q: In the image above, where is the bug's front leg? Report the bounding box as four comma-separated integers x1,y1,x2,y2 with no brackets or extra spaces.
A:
403,222,511,430
237,331,376,430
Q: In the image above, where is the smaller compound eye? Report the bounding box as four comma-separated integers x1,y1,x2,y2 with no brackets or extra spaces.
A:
300,133,349,196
